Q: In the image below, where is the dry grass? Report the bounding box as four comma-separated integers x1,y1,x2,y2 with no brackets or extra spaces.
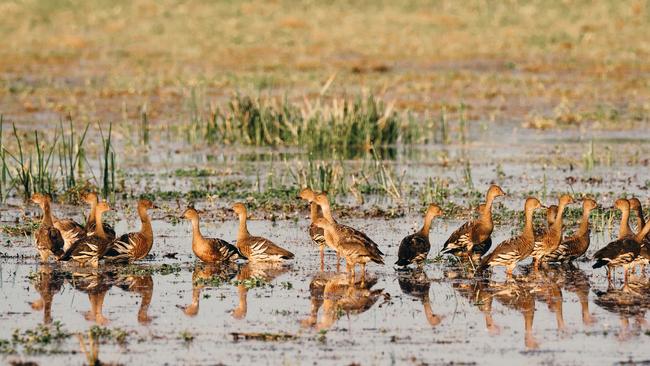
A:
0,0,649,128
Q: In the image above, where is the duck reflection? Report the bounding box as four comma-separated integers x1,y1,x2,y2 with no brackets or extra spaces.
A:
180,263,239,317
317,273,383,330
69,270,113,325
447,269,499,335
115,274,154,324
489,274,539,349
559,264,596,326
593,277,649,340
232,263,289,320
300,272,337,328
398,269,442,327
29,264,66,324
528,267,566,332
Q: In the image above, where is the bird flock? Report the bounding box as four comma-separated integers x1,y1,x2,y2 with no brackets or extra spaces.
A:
30,185,650,284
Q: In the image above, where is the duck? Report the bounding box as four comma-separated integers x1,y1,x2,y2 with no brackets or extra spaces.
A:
103,199,158,263
232,203,294,262
180,207,241,263
530,194,574,268
59,202,112,267
441,184,505,259
30,193,65,262
592,208,650,282
545,198,598,263
297,188,328,268
614,198,634,240
312,193,384,266
478,197,543,278
395,204,443,267
83,192,116,239
313,217,384,282
628,198,650,272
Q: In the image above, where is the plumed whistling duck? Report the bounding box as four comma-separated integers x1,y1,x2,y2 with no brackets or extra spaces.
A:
313,217,384,282
297,187,328,269
592,209,650,282
233,203,294,262
530,194,574,268
395,204,443,267
83,192,116,239
31,194,85,251
59,202,112,267
104,199,158,263
31,193,65,262
312,193,384,266
545,198,597,263
479,197,543,278
629,198,650,271
180,207,241,263
441,184,505,259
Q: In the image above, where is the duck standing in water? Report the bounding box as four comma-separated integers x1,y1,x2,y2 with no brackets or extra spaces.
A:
545,198,598,263
233,203,294,262
312,193,384,268
313,218,384,282
396,204,443,268
180,207,241,263
83,192,116,239
31,193,65,262
297,188,329,269
530,194,574,269
593,203,650,282
59,202,112,267
441,185,505,260
104,199,158,263
479,197,543,278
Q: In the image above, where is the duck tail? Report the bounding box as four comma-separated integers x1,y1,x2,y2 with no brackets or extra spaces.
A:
394,257,410,266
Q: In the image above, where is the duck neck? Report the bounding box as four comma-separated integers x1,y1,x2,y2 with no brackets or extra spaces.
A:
420,212,435,236
309,202,320,223
138,206,153,238
320,203,335,224
576,209,592,237
480,197,495,230
190,217,203,243
551,202,568,232
41,202,54,226
619,208,632,239
523,209,535,240
95,210,107,239
87,201,97,226
635,207,646,232
237,213,249,239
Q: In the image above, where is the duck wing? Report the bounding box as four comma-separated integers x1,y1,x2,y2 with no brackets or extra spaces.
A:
105,232,152,262
208,238,243,261
53,219,86,251
481,235,528,268
239,236,294,261
442,221,476,254
396,233,429,266
593,239,640,268
339,224,383,255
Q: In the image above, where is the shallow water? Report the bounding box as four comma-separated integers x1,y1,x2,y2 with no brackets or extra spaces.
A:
1,215,650,365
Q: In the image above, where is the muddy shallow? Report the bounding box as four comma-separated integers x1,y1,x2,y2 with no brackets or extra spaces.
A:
1,214,650,365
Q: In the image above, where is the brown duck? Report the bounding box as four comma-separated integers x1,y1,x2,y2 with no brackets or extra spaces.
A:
180,207,241,263
31,193,65,262
479,197,543,278
83,192,116,239
396,204,443,267
530,194,574,268
104,199,158,262
298,188,328,268
535,205,558,238
233,203,294,262
59,202,112,267
592,207,650,281
441,184,505,258
545,198,597,263
314,217,384,282
313,193,384,266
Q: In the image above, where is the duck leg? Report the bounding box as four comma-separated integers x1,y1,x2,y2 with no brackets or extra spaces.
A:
319,246,325,271
336,253,341,272
360,263,366,285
